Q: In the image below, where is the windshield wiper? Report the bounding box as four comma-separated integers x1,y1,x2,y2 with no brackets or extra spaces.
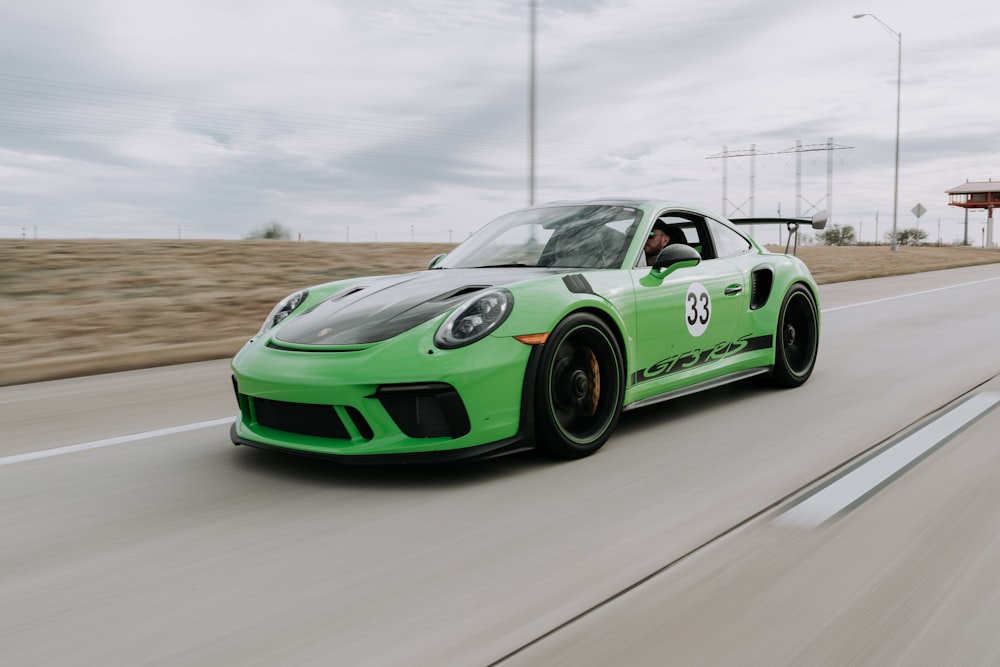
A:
473,262,530,268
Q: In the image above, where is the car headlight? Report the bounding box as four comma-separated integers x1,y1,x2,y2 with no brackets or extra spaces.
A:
259,289,309,334
434,289,513,349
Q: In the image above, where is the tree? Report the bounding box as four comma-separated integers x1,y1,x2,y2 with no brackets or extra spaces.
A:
887,227,928,246
246,221,292,240
816,224,856,246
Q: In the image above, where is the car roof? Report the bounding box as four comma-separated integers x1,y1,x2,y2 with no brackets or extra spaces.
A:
533,197,710,214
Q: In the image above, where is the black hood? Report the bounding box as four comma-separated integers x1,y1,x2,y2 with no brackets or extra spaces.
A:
273,268,559,346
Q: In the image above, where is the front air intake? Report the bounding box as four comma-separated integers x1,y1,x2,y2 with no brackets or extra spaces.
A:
252,397,351,439
375,383,471,439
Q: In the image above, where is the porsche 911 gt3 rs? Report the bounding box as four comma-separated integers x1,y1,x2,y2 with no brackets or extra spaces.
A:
230,199,823,462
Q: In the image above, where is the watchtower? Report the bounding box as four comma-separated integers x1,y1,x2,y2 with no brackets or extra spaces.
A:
947,180,999,247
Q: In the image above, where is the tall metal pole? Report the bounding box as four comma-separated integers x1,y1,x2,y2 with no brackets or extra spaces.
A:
749,144,756,236
854,14,902,251
892,32,902,250
721,146,728,216
795,140,802,217
529,0,536,206
826,137,834,224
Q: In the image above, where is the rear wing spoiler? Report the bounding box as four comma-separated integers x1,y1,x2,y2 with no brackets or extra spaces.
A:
730,211,828,255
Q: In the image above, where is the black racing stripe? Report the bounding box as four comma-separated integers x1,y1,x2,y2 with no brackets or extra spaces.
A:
630,333,773,385
741,333,773,353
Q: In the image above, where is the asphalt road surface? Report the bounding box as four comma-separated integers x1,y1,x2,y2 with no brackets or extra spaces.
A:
3,264,1000,666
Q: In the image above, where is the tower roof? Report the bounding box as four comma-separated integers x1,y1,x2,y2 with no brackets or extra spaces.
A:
946,181,998,195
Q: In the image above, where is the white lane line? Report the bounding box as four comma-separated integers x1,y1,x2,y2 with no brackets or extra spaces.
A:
823,276,1000,313
0,417,234,466
776,392,1000,529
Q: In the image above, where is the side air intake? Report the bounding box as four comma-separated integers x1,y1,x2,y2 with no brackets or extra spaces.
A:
750,266,774,310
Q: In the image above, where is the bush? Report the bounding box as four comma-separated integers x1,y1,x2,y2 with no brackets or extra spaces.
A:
816,225,856,246
886,227,928,246
247,221,292,240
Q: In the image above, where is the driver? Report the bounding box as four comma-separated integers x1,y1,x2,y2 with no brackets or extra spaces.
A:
644,221,684,265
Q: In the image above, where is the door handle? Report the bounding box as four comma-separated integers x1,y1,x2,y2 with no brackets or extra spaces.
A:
724,285,743,296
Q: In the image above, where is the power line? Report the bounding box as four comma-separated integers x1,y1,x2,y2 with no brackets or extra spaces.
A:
708,139,853,223
777,139,853,220
706,145,773,218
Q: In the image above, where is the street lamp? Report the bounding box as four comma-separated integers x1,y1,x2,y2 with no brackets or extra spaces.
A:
528,0,536,206
854,13,902,251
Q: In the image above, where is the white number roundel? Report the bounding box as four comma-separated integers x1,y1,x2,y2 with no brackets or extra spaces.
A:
685,282,711,337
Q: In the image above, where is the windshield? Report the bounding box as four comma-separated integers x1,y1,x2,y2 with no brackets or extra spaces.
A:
439,205,642,270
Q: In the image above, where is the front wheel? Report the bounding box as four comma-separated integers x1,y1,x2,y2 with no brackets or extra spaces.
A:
534,313,624,459
765,284,819,387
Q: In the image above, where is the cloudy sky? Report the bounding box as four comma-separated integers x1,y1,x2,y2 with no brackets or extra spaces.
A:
1,0,997,244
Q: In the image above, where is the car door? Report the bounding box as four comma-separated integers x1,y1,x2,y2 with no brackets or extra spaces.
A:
628,211,749,401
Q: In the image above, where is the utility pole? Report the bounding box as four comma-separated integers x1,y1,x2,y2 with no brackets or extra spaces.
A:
776,139,853,225
706,145,771,220
528,0,536,206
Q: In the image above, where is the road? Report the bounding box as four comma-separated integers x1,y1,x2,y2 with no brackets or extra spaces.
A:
3,264,1000,666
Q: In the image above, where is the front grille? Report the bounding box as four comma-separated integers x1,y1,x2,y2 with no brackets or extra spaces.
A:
376,383,470,439
252,397,350,439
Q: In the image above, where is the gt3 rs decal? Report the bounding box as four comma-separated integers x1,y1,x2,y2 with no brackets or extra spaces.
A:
685,282,710,336
631,333,772,385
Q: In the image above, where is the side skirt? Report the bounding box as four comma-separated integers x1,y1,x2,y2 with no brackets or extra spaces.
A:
623,367,771,412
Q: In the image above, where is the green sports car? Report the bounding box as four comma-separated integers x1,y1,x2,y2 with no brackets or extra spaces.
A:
231,199,823,462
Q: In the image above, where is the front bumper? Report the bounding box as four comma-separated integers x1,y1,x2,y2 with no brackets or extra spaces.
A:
230,330,538,459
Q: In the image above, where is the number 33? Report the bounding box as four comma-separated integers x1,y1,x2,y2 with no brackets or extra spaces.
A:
685,283,710,336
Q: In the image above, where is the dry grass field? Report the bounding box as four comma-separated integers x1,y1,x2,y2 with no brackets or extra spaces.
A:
3,239,999,386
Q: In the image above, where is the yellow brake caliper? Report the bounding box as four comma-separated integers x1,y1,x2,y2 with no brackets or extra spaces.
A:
584,347,600,416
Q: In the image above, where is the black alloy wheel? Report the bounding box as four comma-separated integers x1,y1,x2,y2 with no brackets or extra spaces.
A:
535,312,624,459
767,284,819,387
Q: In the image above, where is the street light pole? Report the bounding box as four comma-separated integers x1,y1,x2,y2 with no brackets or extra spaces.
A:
854,13,902,251
528,0,536,206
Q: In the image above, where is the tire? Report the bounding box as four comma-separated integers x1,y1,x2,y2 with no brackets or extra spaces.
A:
765,284,819,387
534,313,624,459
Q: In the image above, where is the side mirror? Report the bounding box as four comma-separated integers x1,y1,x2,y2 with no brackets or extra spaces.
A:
428,253,447,269
811,210,828,230
640,243,701,287
653,244,701,271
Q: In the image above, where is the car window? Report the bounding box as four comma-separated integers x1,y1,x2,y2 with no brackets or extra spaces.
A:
441,205,641,269
479,223,555,266
707,217,753,258
634,211,712,267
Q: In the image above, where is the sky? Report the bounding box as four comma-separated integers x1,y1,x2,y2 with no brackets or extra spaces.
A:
1,0,998,245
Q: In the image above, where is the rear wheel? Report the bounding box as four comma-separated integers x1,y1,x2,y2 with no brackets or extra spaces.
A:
534,313,624,459
766,284,819,387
